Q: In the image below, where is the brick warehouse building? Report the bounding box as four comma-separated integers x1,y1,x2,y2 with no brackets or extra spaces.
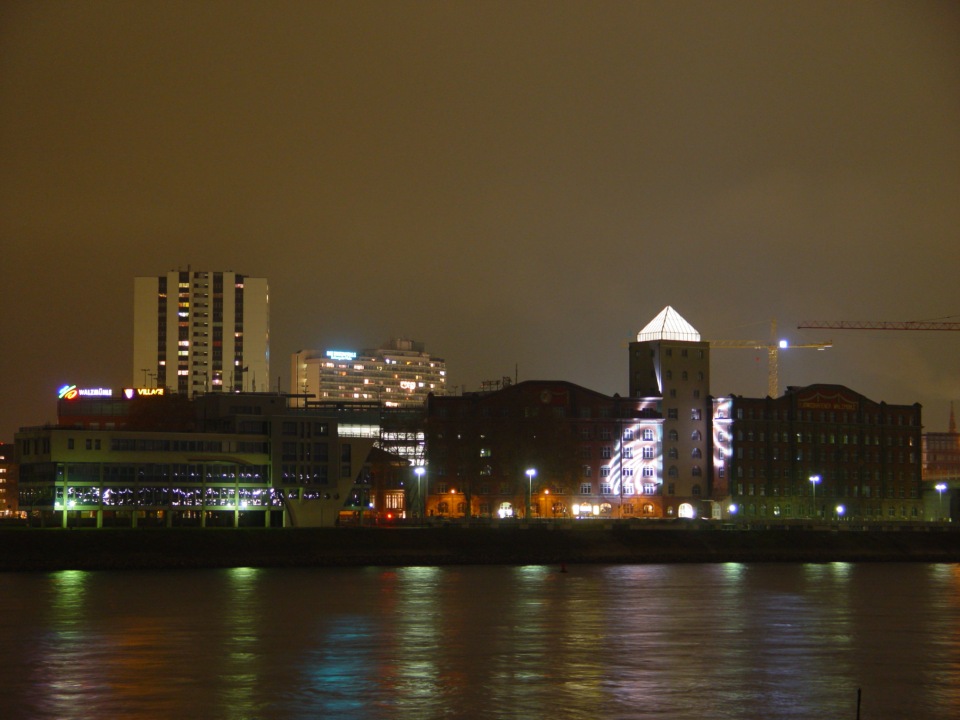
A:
712,384,923,521
424,381,663,519
422,307,925,523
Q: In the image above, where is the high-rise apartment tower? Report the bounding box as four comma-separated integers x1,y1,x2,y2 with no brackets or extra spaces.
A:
134,269,269,396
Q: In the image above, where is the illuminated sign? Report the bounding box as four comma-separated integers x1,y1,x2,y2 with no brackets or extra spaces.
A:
326,350,357,361
399,380,417,391
57,384,78,400
80,388,112,397
57,385,113,399
123,388,165,399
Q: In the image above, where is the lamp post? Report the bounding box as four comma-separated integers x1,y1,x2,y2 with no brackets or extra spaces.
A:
935,483,947,521
415,467,425,525
809,475,821,519
525,468,536,520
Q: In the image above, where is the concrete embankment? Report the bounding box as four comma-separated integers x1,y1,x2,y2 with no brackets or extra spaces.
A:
1,523,960,571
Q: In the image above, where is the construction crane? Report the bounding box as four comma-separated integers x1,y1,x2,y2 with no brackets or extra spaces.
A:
798,319,960,331
710,320,832,398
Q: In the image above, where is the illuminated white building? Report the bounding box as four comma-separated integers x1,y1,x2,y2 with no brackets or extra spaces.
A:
133,270,269,396
292,338,446,408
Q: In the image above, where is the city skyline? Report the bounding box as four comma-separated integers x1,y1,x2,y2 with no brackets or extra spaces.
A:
2,2,958,439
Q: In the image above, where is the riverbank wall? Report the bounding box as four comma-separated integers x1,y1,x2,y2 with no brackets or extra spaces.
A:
2,523,959,571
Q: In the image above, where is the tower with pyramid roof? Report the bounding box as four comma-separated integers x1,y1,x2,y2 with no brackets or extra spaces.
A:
629,306,713,518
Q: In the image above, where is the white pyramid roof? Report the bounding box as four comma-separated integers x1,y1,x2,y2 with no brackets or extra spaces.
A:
636,306,701,342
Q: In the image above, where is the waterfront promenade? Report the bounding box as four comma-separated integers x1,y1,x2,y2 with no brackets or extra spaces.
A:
1,521,959,571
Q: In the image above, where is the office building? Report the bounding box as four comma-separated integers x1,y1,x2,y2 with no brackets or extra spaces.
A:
292,338,446,408
16,391,409,528
133,269,269,396
0,442,18,516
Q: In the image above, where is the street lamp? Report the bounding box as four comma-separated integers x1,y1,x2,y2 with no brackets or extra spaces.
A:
836,504,845,520
935,483,947,521
525,468,536,520
809,475,821,519
415,467,425,524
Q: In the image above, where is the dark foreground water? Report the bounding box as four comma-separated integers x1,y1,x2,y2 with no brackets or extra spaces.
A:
1,563,958,719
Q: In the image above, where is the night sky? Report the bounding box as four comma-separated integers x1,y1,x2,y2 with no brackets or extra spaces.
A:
1,1,958,440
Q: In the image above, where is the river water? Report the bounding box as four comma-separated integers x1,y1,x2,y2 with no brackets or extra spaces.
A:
1,563,958,719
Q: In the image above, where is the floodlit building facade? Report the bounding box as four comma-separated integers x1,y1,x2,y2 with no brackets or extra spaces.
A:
629,306,713,517
292,338,446,408
424,380,662,519
133,269,269,396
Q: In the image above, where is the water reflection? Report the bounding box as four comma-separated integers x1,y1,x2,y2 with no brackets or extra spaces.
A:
220,567,260,716
38,570,92,719
0,563,958,719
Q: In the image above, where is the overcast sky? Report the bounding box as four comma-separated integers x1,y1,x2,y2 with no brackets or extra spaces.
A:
1,1,958,440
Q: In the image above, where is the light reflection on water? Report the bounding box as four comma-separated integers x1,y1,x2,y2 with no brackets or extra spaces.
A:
0,563,958,719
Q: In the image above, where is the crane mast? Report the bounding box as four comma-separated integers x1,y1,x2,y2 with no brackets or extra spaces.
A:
710,320,832,398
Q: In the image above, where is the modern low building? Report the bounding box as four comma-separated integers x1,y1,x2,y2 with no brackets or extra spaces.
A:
713,384,923,521
16,392,411,528
292,338,446,408
424,380,662,519
133,269,269,396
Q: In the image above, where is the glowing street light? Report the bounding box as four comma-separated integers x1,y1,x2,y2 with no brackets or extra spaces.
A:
525,468,536,519
809,475,821,519
415,467,426,524
935,483,947,521
836,504,845,519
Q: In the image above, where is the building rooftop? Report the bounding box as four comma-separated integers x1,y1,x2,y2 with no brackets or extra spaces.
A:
636,306,701,343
